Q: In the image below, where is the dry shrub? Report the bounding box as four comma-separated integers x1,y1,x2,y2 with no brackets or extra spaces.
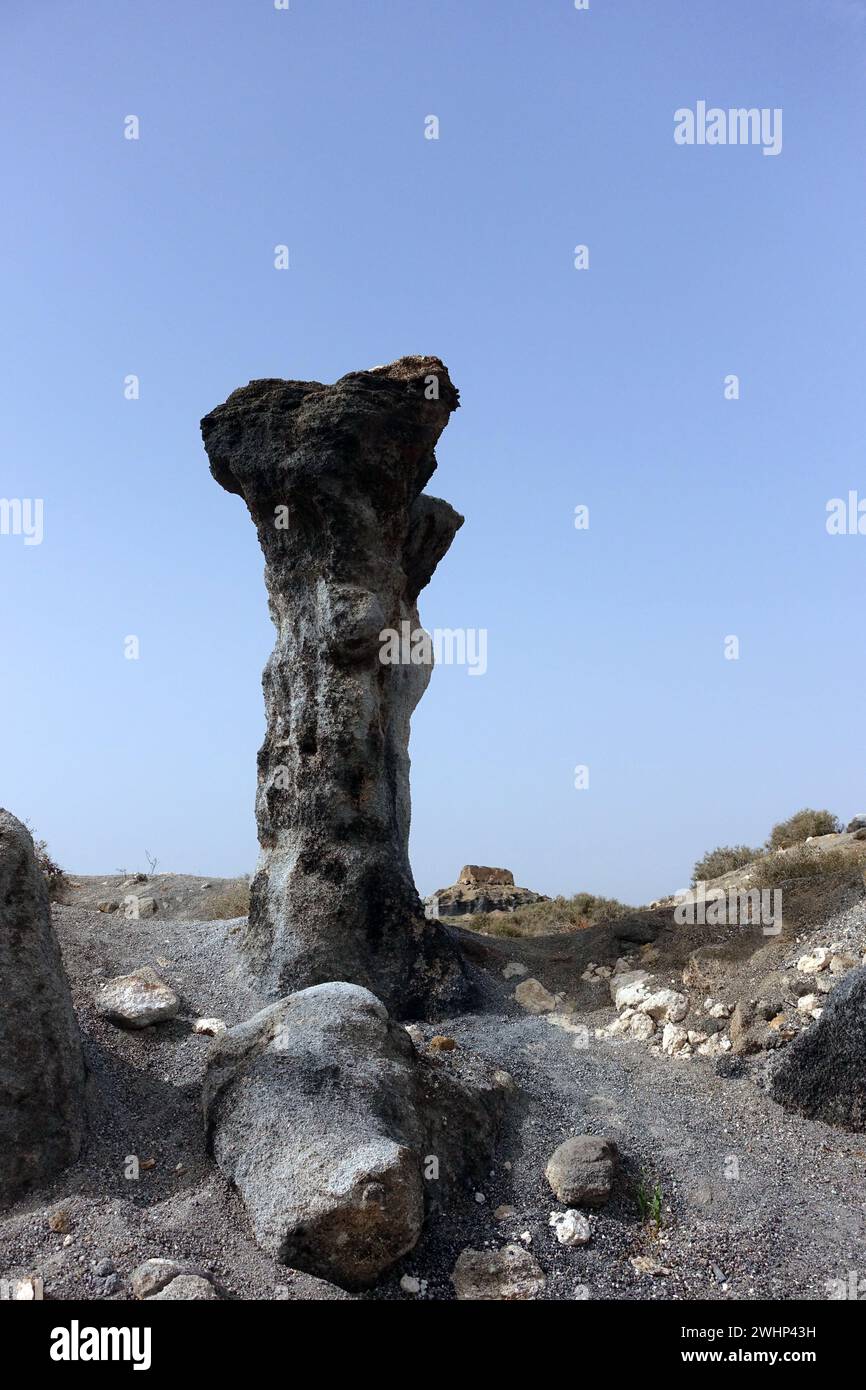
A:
205,879,251,920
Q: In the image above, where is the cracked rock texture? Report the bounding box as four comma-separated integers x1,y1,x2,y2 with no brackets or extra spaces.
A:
0,810,86,1199
201,358,468,1018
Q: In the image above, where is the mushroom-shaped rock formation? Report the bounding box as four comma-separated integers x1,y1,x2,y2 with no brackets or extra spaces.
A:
201,357,469,1017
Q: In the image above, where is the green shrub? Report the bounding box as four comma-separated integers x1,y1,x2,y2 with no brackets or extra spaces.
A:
766,808,842,850
636,1175,664,1227
691,844,759,886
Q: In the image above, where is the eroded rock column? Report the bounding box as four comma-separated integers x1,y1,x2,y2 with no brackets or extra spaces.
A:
201,357,468,1016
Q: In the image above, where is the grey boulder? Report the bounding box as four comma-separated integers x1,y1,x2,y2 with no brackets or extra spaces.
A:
545,1135,619,1207
95,967,179,1028
0,810,85,1199
203,981,511,1289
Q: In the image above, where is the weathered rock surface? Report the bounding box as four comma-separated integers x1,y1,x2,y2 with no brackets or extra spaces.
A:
451,1245,545,1300
131,1258,208,1300
203,982,511,1289
201,358,469,1018
149,1274,220,1301
95,967,179,1028
514,978,558,1013
729,1000,791,1055
458,865,514,886
771,965,866,1130
0,810,86,1199
545,1135,618,1207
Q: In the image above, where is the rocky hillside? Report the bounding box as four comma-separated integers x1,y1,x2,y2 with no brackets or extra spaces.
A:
61,873,250,922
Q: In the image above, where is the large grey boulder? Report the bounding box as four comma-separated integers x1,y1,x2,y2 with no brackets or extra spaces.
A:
0,811,85,1199
545,1135,619,1206
771,964,866,1130
203,982,511,1289
201,358,468,1018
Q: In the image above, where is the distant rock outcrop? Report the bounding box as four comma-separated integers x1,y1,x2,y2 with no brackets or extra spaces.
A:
0,810,85,1199
201,357,469,1018
425,865,547,919
458,865,514,886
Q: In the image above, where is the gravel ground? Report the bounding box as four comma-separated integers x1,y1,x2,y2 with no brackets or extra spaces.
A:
1,901,864,1301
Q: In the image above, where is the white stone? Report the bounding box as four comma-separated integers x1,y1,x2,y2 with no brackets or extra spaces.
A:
661,1023,690,1056
797,948,831,975
629,1012,655,1041
612,973,652,1012
639,989,688,1023
193,1017,226,1037
549,1209,592,1247
600,1017,631,1038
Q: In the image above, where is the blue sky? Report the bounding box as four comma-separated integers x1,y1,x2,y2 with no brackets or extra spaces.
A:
2,0,864,902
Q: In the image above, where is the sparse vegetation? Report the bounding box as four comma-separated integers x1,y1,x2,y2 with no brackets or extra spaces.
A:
751,842,866,927
691,844,760,886
636,1175,664,1227
752,843,866,889
468,892,637,938
26,825,69,903
204,879,251,920
766,807,842,850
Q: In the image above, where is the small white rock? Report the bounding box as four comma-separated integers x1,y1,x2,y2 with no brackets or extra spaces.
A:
549,1210,592,1247
193,1017,226,1037
797,947,831,975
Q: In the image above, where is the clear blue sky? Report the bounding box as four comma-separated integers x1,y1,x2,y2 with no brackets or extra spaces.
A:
2,0,865,903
